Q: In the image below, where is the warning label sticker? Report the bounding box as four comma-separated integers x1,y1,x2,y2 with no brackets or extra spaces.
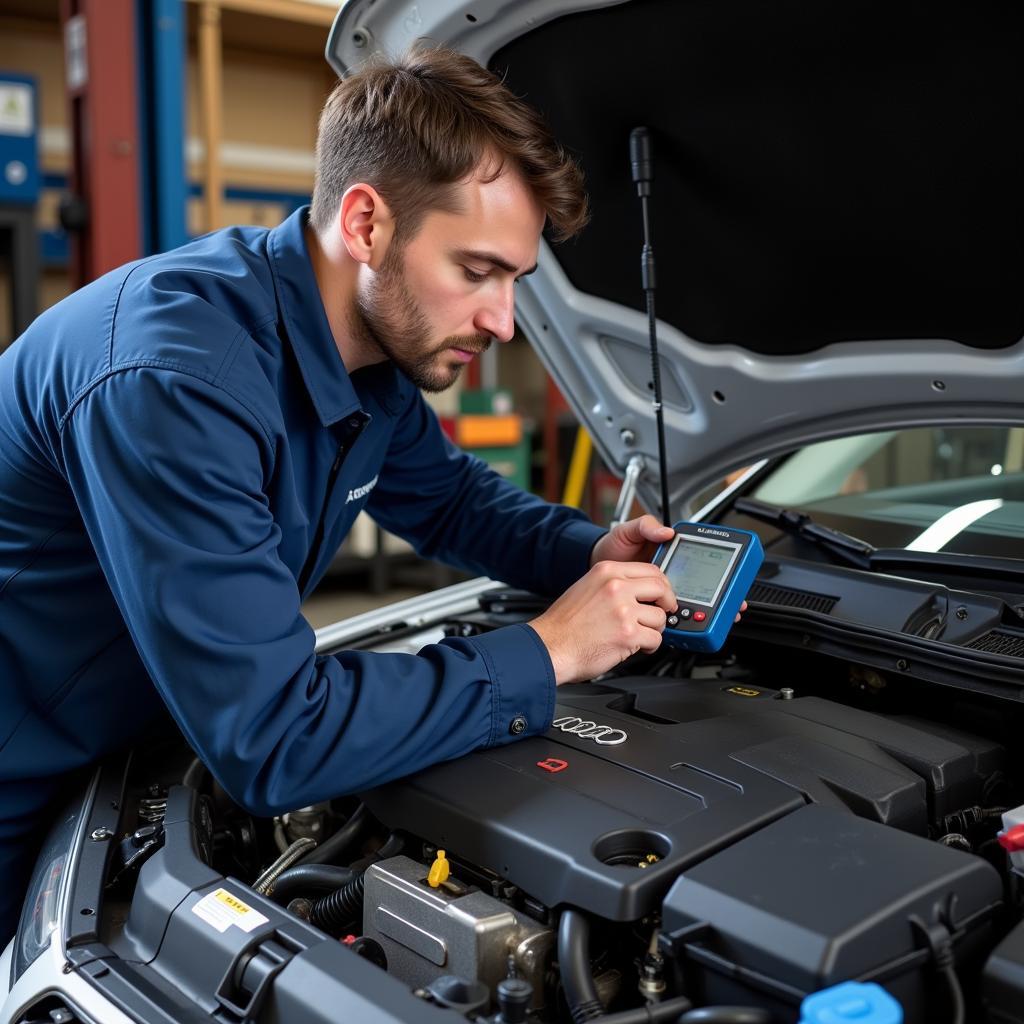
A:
191,888,269,934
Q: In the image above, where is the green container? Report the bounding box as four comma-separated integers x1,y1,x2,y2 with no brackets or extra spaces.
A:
459,388,515,416
466,437,531,490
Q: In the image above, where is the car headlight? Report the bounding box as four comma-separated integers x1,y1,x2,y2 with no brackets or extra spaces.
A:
12,803,81,983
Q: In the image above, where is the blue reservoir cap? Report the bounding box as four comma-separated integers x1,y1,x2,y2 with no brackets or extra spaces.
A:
799,982,903,1024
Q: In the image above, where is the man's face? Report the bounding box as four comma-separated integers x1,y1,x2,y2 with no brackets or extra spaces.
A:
352,163,545,392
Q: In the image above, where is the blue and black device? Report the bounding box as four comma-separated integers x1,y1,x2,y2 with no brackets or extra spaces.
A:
654,522,763,653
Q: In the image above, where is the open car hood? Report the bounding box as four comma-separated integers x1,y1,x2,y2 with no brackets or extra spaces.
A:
328,0,1024,511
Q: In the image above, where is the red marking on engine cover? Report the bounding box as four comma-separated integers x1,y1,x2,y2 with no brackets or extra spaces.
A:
537,757,568,773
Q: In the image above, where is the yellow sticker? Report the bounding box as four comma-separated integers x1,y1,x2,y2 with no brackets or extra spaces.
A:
725,686,761,698
192,887,269,934
216,891,253,913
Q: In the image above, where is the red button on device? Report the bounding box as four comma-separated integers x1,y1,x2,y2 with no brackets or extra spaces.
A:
693,611,707,623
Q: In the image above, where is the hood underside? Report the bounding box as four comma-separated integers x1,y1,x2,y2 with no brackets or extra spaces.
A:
328,0,1024,509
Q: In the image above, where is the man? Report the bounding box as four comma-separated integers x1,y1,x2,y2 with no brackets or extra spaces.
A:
0,46,690,944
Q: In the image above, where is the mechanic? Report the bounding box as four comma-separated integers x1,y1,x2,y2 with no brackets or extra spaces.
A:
0,46,715,945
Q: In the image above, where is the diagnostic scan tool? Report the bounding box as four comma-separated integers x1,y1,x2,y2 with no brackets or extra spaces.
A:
654,523,764,652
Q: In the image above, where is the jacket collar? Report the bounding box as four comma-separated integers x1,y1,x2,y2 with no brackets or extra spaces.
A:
267,206,403,423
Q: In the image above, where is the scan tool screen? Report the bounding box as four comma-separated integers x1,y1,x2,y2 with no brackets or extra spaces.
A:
663,537,742,607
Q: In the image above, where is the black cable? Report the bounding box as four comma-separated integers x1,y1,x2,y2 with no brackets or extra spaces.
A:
936,956,964,1024
913,916,964,1024
558,909,605,1024
265,863,358,905
941,964,965,1024
299,803,371,864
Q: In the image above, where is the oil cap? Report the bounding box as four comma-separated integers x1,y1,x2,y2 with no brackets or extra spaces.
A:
427,849,450,888
799,981,902,1024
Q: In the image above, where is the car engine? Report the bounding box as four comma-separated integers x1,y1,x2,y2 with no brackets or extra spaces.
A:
103,589,1024,1024
341,674,1006,1021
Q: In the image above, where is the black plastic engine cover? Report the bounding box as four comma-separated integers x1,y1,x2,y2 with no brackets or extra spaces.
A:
984,919,1024,1023
662,804,1002,1018
361,679,1001,922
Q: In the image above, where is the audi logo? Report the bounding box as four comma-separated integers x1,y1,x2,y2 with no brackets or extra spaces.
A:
551,716,628,745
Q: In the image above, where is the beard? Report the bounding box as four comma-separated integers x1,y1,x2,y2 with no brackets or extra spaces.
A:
351,245,491,393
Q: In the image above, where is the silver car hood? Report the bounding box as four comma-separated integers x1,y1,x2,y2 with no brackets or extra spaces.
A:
327,0,1024,513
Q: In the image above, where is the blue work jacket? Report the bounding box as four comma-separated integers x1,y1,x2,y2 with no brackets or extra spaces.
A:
0,207,603,940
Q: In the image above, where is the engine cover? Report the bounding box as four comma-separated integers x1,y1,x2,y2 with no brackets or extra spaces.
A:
361,678,1001,922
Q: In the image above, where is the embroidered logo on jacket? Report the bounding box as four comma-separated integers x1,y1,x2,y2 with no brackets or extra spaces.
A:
345,475,379,504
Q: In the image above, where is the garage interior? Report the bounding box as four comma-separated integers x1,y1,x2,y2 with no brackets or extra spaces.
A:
0,0,611,629
3,3,1024,1022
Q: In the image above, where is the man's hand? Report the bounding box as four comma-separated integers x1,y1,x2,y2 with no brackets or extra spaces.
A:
590,514,675,567
529,560,676,685
590,514,748,626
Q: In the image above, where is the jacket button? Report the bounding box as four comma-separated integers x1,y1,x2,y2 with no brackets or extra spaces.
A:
509,716,528,736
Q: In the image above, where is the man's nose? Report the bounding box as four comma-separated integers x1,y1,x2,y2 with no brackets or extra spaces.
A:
474,283,515,343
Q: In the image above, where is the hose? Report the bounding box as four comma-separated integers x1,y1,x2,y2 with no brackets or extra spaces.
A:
555,910,771,1024
558,909,606,1024
678,1009,772,1024
573,997,694,1024
271,831,402,908
375,832,405,860
309,872,366,934
272,820,289,854
252,837,317,894
266,863,358,905
300,803,371,865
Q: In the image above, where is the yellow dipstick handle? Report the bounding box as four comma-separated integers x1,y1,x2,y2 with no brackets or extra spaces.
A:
428,849,450,888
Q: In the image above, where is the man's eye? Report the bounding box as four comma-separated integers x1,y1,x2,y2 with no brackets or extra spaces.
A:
463,268,487,283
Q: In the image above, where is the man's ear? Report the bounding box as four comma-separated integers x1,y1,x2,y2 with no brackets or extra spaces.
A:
338,183,395,268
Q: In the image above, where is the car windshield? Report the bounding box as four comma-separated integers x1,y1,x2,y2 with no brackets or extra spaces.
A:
744,426,1024,560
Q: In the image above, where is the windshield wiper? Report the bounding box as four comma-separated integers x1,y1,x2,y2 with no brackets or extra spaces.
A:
732,498,875,568
732,497,1024,591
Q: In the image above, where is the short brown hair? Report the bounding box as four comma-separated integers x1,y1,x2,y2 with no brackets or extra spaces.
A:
309,45,588,243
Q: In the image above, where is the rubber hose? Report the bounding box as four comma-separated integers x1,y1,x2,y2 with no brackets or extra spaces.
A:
566,995,694,1024
266,864,358,905
376,832,405,860
309,873,366,934
678,1008,772,1024
300,804,371,865
558,909,605,1024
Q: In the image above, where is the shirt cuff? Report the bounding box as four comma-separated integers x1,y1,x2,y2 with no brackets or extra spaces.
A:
552,518,607,589
466,623,556,747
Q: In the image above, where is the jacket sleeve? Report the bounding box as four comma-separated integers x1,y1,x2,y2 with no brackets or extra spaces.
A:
366,389,605,595
59,367,558,815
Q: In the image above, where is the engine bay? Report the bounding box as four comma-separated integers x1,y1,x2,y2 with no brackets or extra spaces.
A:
78,574,1024,1024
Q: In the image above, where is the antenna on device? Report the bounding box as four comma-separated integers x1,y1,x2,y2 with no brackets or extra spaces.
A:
629,126,672,527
